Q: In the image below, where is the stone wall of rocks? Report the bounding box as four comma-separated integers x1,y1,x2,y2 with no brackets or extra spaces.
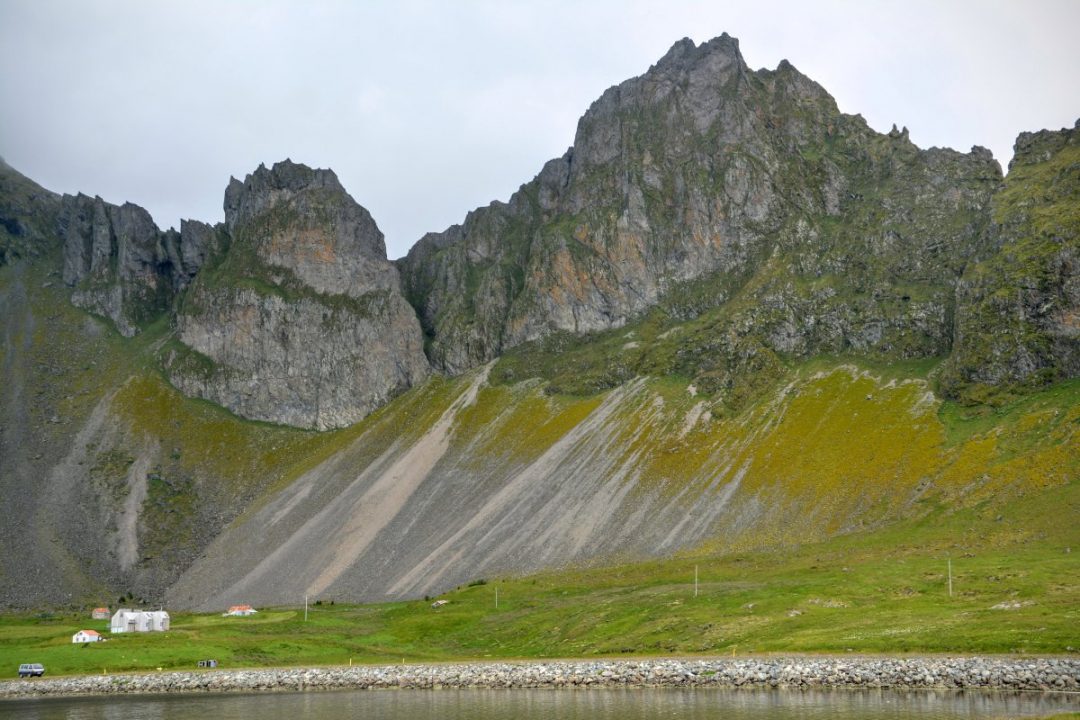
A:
2,657,1078,698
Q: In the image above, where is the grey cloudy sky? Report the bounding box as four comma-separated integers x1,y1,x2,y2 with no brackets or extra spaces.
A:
2,1,1078,259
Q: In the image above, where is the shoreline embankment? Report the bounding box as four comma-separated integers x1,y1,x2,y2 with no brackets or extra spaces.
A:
2,657,1078,699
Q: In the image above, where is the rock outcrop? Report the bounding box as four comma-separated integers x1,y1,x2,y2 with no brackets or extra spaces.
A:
5,34,1075,427
941,120,1080,401
0,158,62,266
55,197,227,338
167,161,429,430
400,35,1002,377
59,194,177,336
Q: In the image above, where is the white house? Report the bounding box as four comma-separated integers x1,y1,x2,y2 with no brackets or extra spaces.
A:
91,607,110,620
110,609,170,633
224,604,257,616
72,629,101,643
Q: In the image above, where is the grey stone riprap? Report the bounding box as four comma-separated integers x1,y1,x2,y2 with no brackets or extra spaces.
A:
2,657,1077,698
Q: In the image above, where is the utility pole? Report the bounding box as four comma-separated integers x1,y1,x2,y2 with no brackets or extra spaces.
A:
304,595,309,621
495,586,499,609
694,565,699,598
947,559,953,598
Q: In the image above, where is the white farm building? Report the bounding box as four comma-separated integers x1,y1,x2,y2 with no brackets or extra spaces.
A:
72,629,102,643
110,609,170,633
225,604,258,616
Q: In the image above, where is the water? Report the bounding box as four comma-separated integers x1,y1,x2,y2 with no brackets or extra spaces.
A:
2,688,1077,720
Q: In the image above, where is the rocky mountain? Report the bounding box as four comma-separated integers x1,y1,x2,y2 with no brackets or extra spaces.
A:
0,35,1076,609
399,35,1001,383
941,122,1079,401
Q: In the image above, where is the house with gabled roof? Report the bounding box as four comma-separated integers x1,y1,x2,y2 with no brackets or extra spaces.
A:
224,604,258,616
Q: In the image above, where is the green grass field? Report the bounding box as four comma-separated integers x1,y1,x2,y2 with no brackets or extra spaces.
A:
3,477,1077,678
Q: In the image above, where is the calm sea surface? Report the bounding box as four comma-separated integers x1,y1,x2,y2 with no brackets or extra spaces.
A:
3,687,1078,719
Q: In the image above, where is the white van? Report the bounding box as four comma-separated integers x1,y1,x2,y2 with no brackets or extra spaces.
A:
18,663,45,678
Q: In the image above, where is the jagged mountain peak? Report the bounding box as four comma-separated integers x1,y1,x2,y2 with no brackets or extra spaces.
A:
168,157,429,430
1009,118,1078,172
400,32,1007,375
224,159,349,235
652,33,743,71
575,32,751,157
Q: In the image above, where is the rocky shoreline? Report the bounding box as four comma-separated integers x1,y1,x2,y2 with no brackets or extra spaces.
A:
2,657,1078,699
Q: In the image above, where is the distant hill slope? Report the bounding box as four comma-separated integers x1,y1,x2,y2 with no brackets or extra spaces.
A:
168,361,1079,609
0,35,1077,609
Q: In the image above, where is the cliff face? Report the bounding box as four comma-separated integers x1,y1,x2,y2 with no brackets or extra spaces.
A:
941,121,1080,401
400,35,1002,376
0,158,62,266
58,195,179,337
166,161,429,430
1,160,228,338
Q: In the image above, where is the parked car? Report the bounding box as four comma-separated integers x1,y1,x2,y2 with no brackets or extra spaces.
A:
18,663,45,678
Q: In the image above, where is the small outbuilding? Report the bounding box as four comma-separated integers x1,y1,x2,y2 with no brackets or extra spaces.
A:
224,604,258,616
72,630,101,644
91,607,110,620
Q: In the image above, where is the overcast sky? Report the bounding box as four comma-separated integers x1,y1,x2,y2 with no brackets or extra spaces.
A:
2,1,1077,259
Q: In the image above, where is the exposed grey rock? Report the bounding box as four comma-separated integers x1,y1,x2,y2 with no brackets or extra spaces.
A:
56,196,227,336
170,287,426,429
60,194,173,337
174,219,229,288
168,160,429,430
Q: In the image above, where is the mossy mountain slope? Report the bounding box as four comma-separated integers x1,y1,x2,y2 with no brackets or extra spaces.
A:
2,246,1076,611
941,121,1080,402
0,158,61,266
166,354,1078,609
0,258,361,607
